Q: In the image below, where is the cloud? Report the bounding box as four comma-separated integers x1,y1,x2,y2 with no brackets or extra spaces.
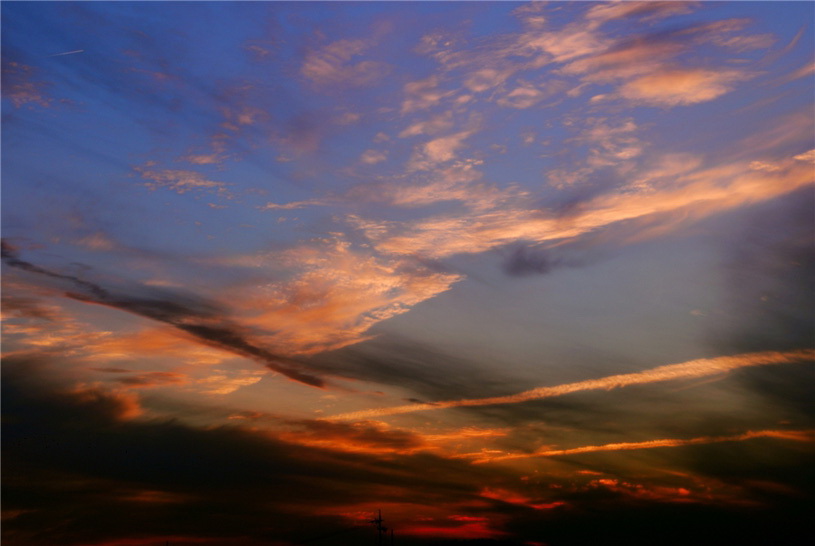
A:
2,357,511,545
782,61,815,84
360,149,388,164
470,429,815,464
259,199,327,211
464,67,514,93
136,167,232,196
398,112,454,137
618,68,752,106
577,117,643,166
116,371,187,389
401,76,455,113
196,370,266,395
1,295,61,321
1,241,325,387
1,60,54,109
794,149,815,163
328,349,814,420
559,19,766,107
239,239,463,355
408,130,475,171
585,1,699,23
522,24,609,63
83,327,234,367
348,158,520,211
501,244,562,276
301,38,390,88
357,152,813,259
277,419,428,456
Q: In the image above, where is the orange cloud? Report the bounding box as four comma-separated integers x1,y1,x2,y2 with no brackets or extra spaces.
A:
276,419,429,456
361,154,813,258
87,327,234,366
116,371,187,389
618,68,751,106
480,487,566,511
232,239,462,355
197,370,266,395
328,349,814,420
71,384,143,421
471,429,815,464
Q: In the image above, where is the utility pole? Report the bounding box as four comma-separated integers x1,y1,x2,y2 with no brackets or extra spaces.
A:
369,509,387,546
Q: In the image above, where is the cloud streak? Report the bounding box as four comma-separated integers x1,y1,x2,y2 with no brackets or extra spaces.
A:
470,429,815,464
329,349,815,420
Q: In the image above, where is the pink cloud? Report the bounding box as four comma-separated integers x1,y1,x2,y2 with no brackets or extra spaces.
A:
360,149,388,164
398,112,454,137
585,1,699,23
301,38,390,87
136,167,232,196
401,76,456,113
408,130,475,171
2,61,53,109
618,68,752,106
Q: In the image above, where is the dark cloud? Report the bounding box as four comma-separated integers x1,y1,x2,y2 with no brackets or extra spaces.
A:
1,354,510,546
706,189,815,419
116,371,187,388
716,188,815,353
308,334,521,402
501,244,562,276
2,240,324,387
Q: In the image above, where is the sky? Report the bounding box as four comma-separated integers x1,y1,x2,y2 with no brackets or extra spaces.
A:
1,1,814,545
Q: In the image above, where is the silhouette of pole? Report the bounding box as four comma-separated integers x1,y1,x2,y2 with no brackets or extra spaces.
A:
370,509,387,545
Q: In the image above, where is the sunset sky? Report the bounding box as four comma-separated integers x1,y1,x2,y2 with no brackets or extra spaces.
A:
2,2,814,545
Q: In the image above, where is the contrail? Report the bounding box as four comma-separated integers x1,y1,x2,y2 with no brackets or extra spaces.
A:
328,349,815,420
48,49,84,57
468,429,815,464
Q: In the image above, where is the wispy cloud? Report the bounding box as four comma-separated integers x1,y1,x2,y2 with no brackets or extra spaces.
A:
358,155,814,258
259,199,327,211
2,60,53,109
329,349,815,420
469,429,815,464
196,369,266,395
400,76,456,113
239,238,463,354
585,1,699,23
301,38,390,88
136,167,232,197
